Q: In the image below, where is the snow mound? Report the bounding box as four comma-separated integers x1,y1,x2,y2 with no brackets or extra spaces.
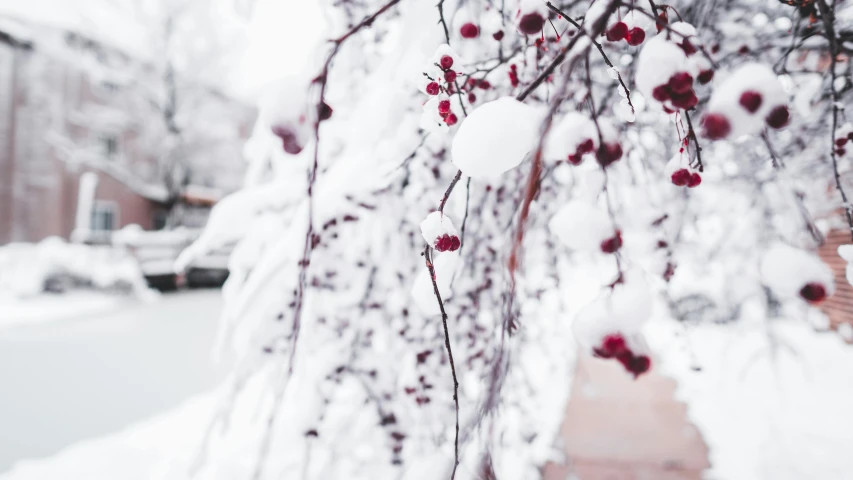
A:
451,97,541,179
760,243,834,301
548,200,616,252
704,63,788,138
545,112,599,164
419,211,460,252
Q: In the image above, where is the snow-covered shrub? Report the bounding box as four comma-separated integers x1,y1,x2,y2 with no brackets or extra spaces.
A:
176,0,853,478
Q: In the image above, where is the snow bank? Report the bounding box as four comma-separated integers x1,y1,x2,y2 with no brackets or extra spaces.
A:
0,237,155,300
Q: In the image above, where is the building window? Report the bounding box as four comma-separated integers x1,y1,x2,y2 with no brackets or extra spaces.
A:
91,201,118,231
97,133,120,160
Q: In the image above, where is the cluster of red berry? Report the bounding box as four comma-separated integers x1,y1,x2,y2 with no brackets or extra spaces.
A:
425,55,461,126
593,333,651,378
600,230,623,254
606,21,645,46
434,233,461,252
652,72,699,111
671,168,701,188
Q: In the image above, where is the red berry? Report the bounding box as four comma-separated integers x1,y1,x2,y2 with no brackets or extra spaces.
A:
652,85,671,102
578,138,594,154
478,80,492,90
597,143,623,167
606,22,628,42
460,23,479,38
434,234,451,251
701,113,731,140
687,172,702,188
440,55,454,70
468,92,476,103
318,101,333,121
449,235,461,251
625,27,645,46
603,334,628,355
493,30,504,41
671,168,690,186
671,90,698,110
567,153,582,165
836,137,848,147
668,72,694,94
271,125,303,154
800,282,827,303
426,82,440,95
739,90,763,113
663,262,676,281
765,105,790,129
848,132,853,140
697,69,714,85
656,11,668,33
626,354,651,378
600,230,623,254
438,100,451,114
444,113,458,126
680,39,697,56
444,69,457,83
518,13,545,35
836,148,846,156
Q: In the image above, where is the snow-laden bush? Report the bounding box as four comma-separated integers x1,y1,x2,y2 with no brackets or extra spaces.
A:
0,237,155,299
177,0,853,478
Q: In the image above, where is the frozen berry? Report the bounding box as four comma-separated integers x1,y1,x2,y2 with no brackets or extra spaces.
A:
701,113,731,140
671,90,698,110
594,334,628,358
478,80,492,90
567,153,582,165
493,30,504,41
652,85,671,102
597,143,623,167
444,113,458,126
687,172,702,188
668,72,694,94
680,39,698,56
460,23,479,38
625,27,646,46
438,100,451,114
606,22,629,42
426,82,440,95
440,55,454,70
671,168,690,186
600,231,623,254
271,125,303,154
468,92,476,103
739,91,763,113
697,70,714,84
318,101,333,121
800,282,827,303
663,262,676,281
578,138,595,154
625,354,651,378
765,105,790,129
449,236,461,251
836,137,849,147
444,69,457,83
836,148,846,156
518,12,545,35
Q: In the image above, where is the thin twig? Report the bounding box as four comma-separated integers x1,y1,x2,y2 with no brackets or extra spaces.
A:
683,110,704,172
816,0,853,240
437,0,451,44
459,178,472,251
439,170,463,213
422,245,460,479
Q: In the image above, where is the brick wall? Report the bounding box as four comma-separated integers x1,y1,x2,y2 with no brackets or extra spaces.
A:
818,228,853,333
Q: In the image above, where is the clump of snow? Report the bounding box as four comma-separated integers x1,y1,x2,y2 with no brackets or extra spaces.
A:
411,251,460,316
0,238,155,300
839,244,853,286
838,322,853,342
760,243,834,302
635,36,691,104
260,76,313,155
451,97,541,178
665,153,702,188
548,200,617,252
419,211,460,252
702,63,789,139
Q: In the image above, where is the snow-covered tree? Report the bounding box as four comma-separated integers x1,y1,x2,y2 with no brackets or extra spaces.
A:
181,0,853,478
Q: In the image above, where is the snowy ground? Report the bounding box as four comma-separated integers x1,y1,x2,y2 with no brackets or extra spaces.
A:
0,289,229,474
0,292,125,330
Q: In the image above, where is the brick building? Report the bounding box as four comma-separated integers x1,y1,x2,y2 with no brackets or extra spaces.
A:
0,13,255,245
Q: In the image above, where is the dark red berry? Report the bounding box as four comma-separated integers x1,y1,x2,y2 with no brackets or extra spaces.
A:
668,72,694,94
800,282,827,303
434,234,452,251
444,113,458,126
478,80,491,90
671,90,698,110
606,22,628,42
711,44,721,54
765,105,790,129
578,138,594,154
460,23,479,38
449,236,461,251
493,30,504,41
444,69,457,83
652,85,671,102
848,132,853,140
836,137,849,147
440,55,454,70
739,90,763,113
626,355,651,378
468,92,476,103
697,69,714,84
438,100,451,114
625,27,645,46
687,172,702,188
597,143,623,167
701,113,731,140
426,82,440,95
600,230,623,254
680,39,698,56
271,125,303,154
603,334,628,356
836,148,846,156
738,45,749,55
438,110,450,119
519,13,545,35
663,262,676,281
656,11,668,32
318,101,333,121
671,168,690,186
567,153,582,165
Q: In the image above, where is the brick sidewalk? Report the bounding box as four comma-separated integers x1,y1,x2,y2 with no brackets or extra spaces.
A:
543,354,710,480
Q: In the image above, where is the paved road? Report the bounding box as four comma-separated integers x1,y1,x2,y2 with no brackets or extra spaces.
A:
0,290,229,474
